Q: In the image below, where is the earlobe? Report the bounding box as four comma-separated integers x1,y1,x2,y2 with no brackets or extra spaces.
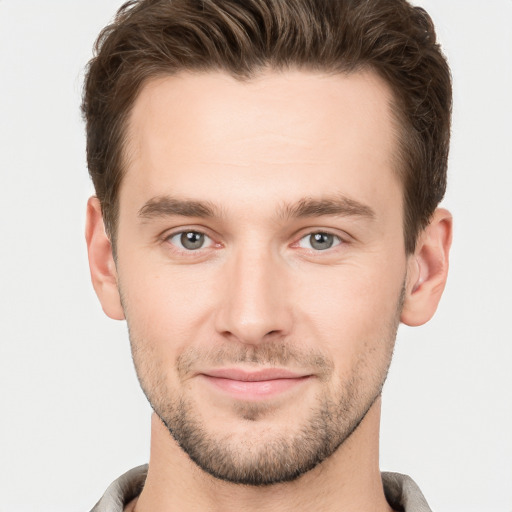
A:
401,208,452,327
85,197,125,320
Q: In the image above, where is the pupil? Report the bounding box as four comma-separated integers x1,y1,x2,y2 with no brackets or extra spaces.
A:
181,232,204,250
310,233,333,250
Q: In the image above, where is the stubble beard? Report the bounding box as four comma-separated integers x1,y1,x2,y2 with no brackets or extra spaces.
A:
126,286,404,487
154,370,383,486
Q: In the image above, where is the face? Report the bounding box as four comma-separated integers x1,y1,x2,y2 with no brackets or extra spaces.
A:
115,70,408,485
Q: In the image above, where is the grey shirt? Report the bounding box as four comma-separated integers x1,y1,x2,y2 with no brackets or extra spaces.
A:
90,464,432,512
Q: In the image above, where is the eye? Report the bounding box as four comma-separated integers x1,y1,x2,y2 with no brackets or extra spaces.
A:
298,232,342,251
168,231,213,251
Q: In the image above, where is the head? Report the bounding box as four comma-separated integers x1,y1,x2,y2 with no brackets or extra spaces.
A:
83,0,451,255
84,0,452,487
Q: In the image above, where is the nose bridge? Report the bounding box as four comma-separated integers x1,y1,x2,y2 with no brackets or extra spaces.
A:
216,239,291,344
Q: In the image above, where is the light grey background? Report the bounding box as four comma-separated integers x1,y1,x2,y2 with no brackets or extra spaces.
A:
0,1,511,511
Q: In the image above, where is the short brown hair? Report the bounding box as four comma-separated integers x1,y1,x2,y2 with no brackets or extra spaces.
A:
82,0,451,254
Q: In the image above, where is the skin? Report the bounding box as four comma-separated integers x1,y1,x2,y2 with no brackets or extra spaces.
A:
86,69,452,512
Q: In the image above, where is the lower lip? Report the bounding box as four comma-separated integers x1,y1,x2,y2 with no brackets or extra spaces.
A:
201,375,310,400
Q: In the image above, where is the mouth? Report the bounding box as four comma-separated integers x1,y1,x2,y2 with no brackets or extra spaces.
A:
198,368,312,400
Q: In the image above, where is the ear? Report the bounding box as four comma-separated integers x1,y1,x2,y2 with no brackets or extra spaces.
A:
401,208,452,326
85,197,125,320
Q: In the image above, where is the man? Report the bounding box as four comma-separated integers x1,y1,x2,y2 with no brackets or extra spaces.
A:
83,0,452,510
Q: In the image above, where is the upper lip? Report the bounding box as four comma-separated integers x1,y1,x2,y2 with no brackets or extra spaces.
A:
201,368,309,381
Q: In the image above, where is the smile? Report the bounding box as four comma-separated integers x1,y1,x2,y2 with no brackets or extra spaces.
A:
199,368,312,400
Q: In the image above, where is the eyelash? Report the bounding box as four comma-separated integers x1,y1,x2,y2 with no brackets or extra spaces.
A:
295,232,343,251
163,228,347,255
166,230,217,252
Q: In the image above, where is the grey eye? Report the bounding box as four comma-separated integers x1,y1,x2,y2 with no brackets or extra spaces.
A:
298,232,341,251
310,233,334,250
169,231,208,250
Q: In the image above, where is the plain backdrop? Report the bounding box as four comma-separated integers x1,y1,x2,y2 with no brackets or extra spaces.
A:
0,1,511,511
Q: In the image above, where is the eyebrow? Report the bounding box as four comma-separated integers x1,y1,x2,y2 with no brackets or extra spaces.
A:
138,196,219,219
278,196,376,220
137,194,375,221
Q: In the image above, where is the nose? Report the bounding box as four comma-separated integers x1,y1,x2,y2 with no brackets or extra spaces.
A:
214,245,293,346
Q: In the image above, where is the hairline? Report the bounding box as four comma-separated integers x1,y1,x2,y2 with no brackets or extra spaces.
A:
107,65,417,256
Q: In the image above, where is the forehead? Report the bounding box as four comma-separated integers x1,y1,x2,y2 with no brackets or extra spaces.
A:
122,69,400,219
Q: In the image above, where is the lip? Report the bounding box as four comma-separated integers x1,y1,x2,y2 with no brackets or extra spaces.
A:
202,368,307,381
199,368,312,400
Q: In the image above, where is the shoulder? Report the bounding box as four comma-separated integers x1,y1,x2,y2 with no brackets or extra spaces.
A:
90,465,148,512
382,472,432,512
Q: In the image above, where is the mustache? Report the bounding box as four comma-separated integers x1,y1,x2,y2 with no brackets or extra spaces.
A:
176,342,334,379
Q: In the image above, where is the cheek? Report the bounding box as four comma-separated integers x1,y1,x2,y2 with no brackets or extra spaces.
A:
291,258,405,356
118,258,217,362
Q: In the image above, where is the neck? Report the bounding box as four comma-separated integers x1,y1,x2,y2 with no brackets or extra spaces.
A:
133,398,393,512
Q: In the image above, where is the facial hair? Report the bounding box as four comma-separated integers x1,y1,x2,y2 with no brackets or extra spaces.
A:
126,283,404,486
